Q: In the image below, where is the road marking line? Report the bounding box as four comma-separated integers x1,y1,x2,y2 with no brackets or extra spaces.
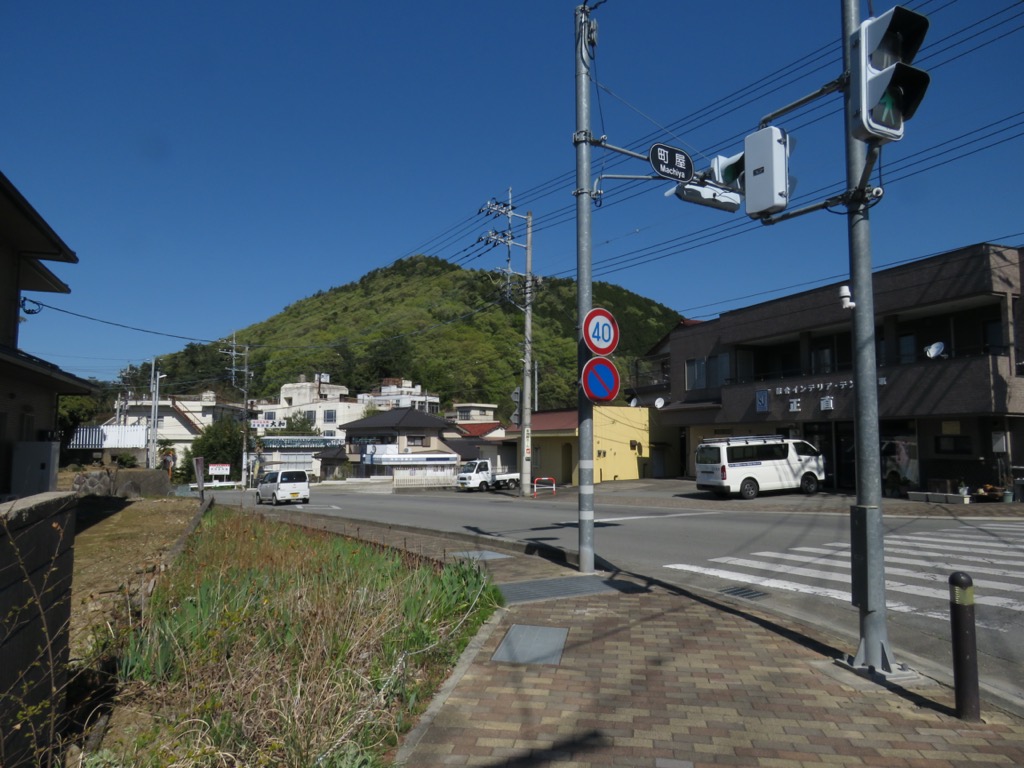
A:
662,563,916,612
595,511,720,523
710,556,1024,611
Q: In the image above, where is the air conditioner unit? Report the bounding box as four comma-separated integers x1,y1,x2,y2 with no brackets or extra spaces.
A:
403,448,411,453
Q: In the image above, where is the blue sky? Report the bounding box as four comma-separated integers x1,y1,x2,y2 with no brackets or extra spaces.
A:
4,0,1022,383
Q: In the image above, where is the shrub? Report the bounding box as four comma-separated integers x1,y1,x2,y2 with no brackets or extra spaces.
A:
111,453,138,469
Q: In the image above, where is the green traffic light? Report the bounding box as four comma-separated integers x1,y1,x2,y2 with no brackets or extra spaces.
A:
872,88,903,130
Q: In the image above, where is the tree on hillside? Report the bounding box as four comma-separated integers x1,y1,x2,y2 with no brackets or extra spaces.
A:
57,394,99,463
178,417,244,482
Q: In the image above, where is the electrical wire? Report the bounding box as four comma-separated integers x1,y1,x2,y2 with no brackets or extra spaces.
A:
29,1,1024,376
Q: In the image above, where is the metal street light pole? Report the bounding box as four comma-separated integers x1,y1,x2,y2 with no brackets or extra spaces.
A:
148,360,166,470
841,0,898,675
574,3,596,573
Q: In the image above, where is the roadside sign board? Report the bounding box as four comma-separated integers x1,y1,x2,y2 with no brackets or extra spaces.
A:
649,143,694,184
583,307,620,356
581,356,621,402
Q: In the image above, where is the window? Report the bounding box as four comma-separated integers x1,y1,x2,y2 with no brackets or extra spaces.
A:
304,410,316,424
686,358,707,390
727,443,788,462
324,410,337,423
811,345,833,374
457,408,472,420
794,441,820,458
407,435,426,447
935,435,972,454
264,411,276,420
899,334,917,364
985,319,1003,353
706,354,728,388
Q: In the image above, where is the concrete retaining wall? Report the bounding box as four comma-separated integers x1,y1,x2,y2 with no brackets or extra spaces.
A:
0,493,77,767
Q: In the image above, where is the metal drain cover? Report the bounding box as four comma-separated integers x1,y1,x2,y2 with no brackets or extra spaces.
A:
499,575,644,604
451,550,512,561
492,624,569,665
720,585,769,601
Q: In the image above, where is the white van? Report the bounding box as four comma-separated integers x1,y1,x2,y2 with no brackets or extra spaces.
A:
695,435,825,500
256,470,311,505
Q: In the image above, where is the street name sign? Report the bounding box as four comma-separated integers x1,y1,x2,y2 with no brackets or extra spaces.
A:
649,143,694,184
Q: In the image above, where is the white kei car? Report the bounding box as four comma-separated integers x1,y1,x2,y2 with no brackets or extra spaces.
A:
255,470,310,505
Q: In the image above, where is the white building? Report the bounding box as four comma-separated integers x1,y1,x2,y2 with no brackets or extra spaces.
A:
254,374,364,437
70,390,246,469
357,378,441,414
254,376,442,437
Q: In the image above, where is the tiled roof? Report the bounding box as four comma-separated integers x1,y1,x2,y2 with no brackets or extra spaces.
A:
458,421,503,437
343,407,450,431
506,409,578,434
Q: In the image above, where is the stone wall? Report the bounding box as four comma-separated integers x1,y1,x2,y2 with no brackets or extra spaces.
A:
71,468,171,499
0,493,77,767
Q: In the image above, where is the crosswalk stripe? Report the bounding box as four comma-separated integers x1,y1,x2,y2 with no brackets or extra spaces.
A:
888,534,1024,552
773,548,1024,581
662,562,917,612
709,556,1024,611
814,539,1024,566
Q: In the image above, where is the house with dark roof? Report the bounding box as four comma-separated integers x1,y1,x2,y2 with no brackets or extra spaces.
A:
343,408,459,486
1,170,94,498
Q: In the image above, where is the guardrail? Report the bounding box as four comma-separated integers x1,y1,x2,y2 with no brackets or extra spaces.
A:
532,477,556,498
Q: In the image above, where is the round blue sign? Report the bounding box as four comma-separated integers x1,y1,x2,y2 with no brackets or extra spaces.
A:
581,357,620,402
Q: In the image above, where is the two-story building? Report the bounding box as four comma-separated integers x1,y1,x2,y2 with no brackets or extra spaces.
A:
1,171,94,498
343,407,459,487
626,242,1024,494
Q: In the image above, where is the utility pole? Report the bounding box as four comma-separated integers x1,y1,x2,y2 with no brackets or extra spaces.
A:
480,189,535,496
221,335,253,486
147,359,165,469
574,3,597,574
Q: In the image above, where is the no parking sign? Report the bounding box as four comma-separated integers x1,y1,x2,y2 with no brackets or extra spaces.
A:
581,356,620,402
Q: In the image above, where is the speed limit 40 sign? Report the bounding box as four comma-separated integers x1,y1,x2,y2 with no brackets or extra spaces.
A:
582,307,619,356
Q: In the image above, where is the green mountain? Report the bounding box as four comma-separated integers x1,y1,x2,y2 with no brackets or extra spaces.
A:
139,255,681,418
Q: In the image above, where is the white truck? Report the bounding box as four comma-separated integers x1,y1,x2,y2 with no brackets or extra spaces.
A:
456,459,520,491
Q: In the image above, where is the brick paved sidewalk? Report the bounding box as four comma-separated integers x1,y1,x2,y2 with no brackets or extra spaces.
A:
266,510,1024,768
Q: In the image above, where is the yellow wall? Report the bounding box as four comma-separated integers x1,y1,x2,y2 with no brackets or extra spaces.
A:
529,433,576,488
594,406,651,483
526,406,652,488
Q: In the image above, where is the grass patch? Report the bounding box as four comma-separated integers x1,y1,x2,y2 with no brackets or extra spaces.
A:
98,507,502,767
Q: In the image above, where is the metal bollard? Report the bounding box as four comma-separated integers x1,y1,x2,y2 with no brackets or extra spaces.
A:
948,571,980,721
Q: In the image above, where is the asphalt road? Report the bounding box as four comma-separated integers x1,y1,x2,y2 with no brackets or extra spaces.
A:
212,478,1024,715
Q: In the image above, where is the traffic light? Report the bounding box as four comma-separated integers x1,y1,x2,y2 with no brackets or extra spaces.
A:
850,6,930,143
708,151,745,191
668,182,741,213
743,126,790,218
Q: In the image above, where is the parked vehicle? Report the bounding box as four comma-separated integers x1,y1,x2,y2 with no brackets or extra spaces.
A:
695,435,825,500
256,470,311,505
456,459,520,491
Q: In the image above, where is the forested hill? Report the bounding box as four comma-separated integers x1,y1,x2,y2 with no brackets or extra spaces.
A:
146,255,682,418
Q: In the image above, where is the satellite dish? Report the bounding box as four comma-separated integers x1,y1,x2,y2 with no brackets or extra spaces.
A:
924,342,946,359
654,397,666,409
